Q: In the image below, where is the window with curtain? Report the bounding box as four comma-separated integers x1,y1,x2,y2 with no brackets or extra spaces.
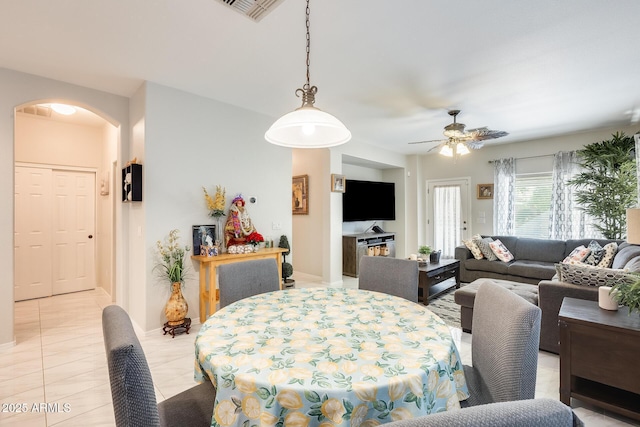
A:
514,173,553,238
493,152,601,239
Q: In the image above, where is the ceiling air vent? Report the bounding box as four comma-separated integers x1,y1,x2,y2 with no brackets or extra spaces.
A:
17,105,52,118
215,0,285,22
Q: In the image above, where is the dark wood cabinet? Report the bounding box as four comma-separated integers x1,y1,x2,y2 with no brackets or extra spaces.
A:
342,233,395,277
558,298,640,421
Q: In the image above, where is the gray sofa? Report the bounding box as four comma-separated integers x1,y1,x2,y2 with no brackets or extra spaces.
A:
455,236,640,353
539,241,640,352
455,236,620,284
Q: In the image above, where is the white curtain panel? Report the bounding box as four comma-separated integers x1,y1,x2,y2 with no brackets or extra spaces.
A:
433,185,461,258
493,158,516,235
549,151,601,240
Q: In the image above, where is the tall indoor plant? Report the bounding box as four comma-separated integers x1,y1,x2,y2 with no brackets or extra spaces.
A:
568,132,637,239
155,229,190,326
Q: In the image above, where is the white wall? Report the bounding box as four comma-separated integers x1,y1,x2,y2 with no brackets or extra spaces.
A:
292,149,328,277
419,124,640,240
140,82,292,330
0,68,129,347
15,113,105,167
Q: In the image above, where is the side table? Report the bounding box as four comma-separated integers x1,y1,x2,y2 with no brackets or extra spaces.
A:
558,297,640,421
418,259,460,306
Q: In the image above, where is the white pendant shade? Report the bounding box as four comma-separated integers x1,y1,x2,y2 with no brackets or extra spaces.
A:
265,106,351,148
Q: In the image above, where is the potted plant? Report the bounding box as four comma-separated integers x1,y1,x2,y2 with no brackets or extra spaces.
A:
418,245,432,256
611,273,640,315
155,229,190,326
279,235,295,288
568,132,637,239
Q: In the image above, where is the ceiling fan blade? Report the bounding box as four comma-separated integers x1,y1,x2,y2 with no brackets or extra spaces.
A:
408,138,446,145
465,140,485,150
466,128,509,141
427,143,445,152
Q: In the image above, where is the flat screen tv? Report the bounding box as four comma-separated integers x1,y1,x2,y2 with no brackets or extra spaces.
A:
343,179,395,222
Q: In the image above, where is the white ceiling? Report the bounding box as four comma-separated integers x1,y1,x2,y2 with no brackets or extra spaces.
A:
2,0,640,154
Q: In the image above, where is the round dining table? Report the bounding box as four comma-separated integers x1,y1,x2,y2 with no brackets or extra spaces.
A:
194,287,469,427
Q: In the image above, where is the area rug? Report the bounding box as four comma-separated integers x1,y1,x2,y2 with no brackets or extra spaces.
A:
426,283,467,328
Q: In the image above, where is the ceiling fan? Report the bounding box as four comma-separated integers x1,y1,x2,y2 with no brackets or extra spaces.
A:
409,110,508,156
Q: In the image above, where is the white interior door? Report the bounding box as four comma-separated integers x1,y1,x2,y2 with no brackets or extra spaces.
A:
52,170,96,295
427,178,470,258
14,166,53,301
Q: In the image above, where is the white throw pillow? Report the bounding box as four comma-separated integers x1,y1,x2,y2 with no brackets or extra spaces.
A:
563,245,591,264
488,239,514,262
596,242,618,268
463,238,484,260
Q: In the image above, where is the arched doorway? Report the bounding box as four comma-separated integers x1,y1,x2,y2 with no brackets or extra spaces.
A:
14,101,119,301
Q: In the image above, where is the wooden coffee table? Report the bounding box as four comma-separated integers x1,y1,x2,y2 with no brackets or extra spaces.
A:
559,297,640,421
418,259,460,306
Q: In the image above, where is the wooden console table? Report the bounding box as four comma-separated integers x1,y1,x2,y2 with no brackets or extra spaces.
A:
191,247,288,323
559,297,640,421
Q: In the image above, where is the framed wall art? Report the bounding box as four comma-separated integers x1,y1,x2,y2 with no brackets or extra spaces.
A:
192,225,216,255
477,184,494,200
331,174,346,193
292,175,309,215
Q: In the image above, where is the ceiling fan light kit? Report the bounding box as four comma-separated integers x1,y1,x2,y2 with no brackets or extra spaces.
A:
410,109,508,157
265,0,351,149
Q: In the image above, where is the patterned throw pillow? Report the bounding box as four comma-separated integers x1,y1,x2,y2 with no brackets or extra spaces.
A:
463,238,484,260
596,242,618,268
563,245,591,264
584,240,605,266
473,236,498,261
489,239,515,262
556,262,632,287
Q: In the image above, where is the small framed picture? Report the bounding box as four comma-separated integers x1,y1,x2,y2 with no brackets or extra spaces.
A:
292,175,309,215
331,174,346,193
477,184,494,199
192,225,216,255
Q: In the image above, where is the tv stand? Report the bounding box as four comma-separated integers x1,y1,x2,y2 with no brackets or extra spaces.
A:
342,232,396,277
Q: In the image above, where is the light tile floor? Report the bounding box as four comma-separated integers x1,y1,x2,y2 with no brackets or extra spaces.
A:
1,274,638,426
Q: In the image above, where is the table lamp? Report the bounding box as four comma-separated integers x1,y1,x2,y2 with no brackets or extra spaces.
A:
626,208,640,244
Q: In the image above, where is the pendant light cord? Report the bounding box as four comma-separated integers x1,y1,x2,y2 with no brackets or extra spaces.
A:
296,0,317,108
305,0,311,87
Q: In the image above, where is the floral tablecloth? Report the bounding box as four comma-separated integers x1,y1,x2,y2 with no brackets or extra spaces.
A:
195,287,469,427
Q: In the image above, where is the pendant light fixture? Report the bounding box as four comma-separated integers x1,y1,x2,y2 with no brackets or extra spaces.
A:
265,0,351,148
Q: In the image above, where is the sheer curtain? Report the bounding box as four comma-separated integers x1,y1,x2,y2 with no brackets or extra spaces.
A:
493,158,516,235
433,185,461,258
549,151,600,239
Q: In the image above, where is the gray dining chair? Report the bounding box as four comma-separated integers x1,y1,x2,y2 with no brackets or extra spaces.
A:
383,398,581,427
102,305,216,427
218,258,280,309
461,282,542,407
358,256,419,302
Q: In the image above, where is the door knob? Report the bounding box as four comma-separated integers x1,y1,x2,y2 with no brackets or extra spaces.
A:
88,235,93,239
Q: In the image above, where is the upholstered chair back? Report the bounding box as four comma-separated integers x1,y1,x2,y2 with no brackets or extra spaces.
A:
218,258,280,309
359,256,419,302
463,282,541,406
